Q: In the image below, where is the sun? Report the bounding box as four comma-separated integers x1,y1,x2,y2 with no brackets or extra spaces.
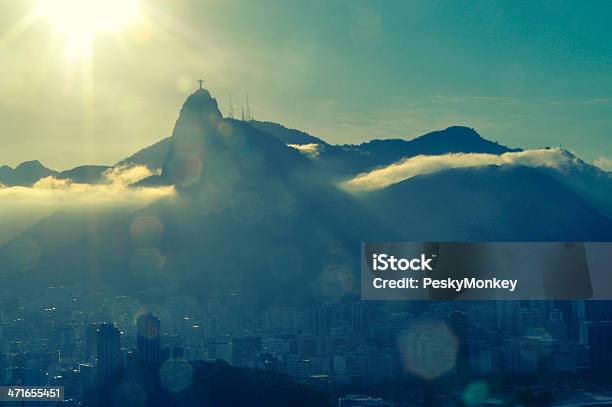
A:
36,0,141,53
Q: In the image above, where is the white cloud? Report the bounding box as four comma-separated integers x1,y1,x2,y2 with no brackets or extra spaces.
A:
102,164,161,186
0,165,174,245
594,156,612,171
343,148,579,192
288,143,322,158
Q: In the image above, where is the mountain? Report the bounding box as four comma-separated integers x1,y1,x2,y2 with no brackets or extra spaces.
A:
119,123,521,183
249,120,326,145
0,165,12,183
117,137,171,170
250,123,521,180
361,165,612,242
58,165,110,184
0,162,110,186
0,160,57,186
0,87,610,304
160,88,311,188
319,126,518,178
533,149,612,218
0,88,391,304
353,126,520,163
1,116,607,198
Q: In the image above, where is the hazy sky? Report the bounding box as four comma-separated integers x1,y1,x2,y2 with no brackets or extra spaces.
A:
1,0,610,170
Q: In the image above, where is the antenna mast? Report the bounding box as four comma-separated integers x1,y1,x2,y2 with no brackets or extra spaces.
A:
246,93,252,121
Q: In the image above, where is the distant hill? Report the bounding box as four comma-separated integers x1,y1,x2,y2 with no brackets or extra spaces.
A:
0,160,57,186
316,126,518,179
0,162,110,186
353,125,521,164
58,165,110,184
251,122,521,180
0,165,12,183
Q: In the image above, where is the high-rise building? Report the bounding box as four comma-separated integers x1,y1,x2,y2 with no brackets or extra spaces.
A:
96,323,122,385
496,301,520,334
136,313,161,367
86,323,102,359
586,321,612,371
232,336,261,367
449,310,468,374
59,321,77,360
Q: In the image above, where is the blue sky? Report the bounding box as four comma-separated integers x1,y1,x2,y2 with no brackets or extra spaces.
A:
0,0,610,169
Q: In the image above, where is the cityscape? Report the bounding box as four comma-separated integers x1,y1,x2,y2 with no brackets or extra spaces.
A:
1,2,611,406
2,284,612,406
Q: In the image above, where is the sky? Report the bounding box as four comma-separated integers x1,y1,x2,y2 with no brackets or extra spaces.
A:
0,0,610,170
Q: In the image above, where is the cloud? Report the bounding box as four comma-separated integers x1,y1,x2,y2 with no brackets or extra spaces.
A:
1,165,172,207
0,165,174,245
102,164,160,186
288,143,323,159
343,148,578,192
594,156,612,171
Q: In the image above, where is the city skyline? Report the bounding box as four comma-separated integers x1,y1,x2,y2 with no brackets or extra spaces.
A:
2,282,612,405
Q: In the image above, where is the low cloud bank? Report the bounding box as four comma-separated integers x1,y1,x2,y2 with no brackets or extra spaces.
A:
0,165,174,245
0,165,172,208
343,148,579,192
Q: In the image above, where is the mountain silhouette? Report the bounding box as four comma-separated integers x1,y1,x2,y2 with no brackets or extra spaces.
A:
0,162,111,186
58,165,111,184
0,88,390,304
118,137,171,170
357,126,519,160
531,149,612,218
0,165,12,182
160,88,311,189
0,160,57,186
250,123,520,179
120,122,522,183
361,165,612,242
0,87,610,304
249,120,326,145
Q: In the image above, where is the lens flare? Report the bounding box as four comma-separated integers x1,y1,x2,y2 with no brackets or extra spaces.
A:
37,0,140,35
36,0,141,55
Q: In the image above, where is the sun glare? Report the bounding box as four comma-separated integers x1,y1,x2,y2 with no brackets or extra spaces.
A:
36,0,141,52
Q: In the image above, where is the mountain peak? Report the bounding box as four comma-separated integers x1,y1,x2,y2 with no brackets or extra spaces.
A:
1,160,57,186
410,126,520,154
418,126,483,142
162,88,228,186
180,88,223,122
15,159,49,171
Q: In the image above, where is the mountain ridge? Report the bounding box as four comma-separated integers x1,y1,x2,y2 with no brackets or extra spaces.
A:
0,87,610,303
